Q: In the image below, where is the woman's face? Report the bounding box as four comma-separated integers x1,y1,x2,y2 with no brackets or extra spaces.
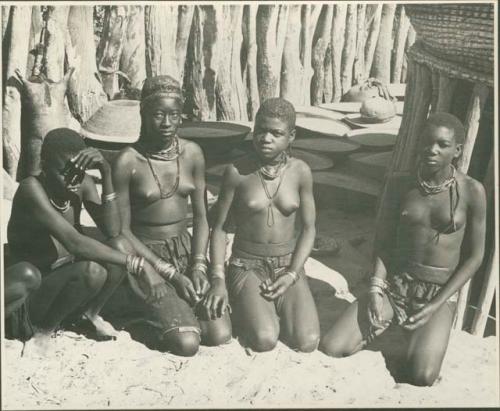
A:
43,153,84,198
253,115,295,162
419,124,461,171
142,96,182,146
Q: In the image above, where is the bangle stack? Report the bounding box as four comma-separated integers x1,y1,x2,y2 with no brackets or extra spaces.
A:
211,263,225,281
102,192,118,204
369,276,389,296
284,269,299,285
192,254,208,275
154,259,176,281
126,255,145,277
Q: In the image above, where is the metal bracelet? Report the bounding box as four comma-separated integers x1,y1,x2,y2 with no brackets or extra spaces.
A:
154,259,176,281
102,191,118,204
211,263,225,281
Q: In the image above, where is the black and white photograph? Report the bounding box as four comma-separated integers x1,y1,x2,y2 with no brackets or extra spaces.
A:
1,0,498,408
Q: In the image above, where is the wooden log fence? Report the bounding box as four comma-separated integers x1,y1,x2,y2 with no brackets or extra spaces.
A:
3,3,416,177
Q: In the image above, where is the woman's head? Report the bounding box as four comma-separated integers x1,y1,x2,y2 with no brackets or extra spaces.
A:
419,112,465,171
41,128,86,196
253,98,296,161
140,76,183,148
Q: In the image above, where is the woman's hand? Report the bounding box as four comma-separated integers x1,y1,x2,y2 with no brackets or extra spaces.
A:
140,261,169,304
367,292,385,326
402,302,439,331
170,272,200,306
189,268,210,298
260,274,295,300
72,147,110,173
202,278,229,320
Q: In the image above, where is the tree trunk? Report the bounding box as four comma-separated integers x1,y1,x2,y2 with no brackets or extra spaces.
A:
364,4,382,79
330,4,347,102
66,5,108,123
26,6,43,78
242,4,259,119
188,6,218,120
391,6,410,83
323,44,333,103
341,5,357,95
371,4,396,83
311,5,333,105
281,5,304,105
401,25,416,83
97,6,128,99
216,5,247,120
44,6,69,82
176,5,194,85
145,5,178,80
256,5,289,102
119,5,146,91
2,6,32,178
353,4,366,84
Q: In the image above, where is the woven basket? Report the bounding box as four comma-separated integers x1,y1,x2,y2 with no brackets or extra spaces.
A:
405,4,493,76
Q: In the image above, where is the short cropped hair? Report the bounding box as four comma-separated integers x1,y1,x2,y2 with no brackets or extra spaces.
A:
41,128,86,165
256,98,296,129
424,112,465,144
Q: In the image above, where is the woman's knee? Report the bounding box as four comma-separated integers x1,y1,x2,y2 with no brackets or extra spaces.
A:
319,335,350,358
161,330,200,357
15,262,42,292
408,366,440,387
293,331,320,353
249,328,279,352
80,261,107,291
203,322,232,347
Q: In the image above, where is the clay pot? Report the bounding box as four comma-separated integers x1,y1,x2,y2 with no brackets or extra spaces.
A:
360,96,396,123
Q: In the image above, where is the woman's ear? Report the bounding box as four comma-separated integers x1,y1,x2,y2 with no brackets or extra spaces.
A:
454,143,463,160
288,127,296,144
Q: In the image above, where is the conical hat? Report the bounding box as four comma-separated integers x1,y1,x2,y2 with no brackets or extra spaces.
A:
293,137,360,154
320,101,404,115
343,113,402,130
81,99,140,144
345,129,398,150
296,117,351,138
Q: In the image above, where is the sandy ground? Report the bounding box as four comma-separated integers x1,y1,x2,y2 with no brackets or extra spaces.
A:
2,200,498,408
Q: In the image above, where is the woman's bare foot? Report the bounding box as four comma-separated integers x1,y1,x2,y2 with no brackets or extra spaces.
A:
83,314,119,341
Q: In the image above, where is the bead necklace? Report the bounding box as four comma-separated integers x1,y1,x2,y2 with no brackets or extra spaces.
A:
417,164,456,196
50,198,70,213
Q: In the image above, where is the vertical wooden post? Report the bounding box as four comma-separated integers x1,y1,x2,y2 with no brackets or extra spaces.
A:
391,6,410,84
44,6,70,82
311,5,333,105
340,4,357,95
453,82,490,330
242,4,259,119
471,155,497,336
364,4,382,79
353,4,366,84
120,5,147,90
2,6,32,179
175,5,195,85
330,4,347,102
371,4,396,83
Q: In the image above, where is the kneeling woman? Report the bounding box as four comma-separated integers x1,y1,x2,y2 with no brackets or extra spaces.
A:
112,76,231,356
7,129,165,340
207,98,320,352
320,113,486,386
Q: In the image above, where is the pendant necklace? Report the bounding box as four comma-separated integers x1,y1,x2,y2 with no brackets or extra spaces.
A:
138,136,181,199
257,153,288,227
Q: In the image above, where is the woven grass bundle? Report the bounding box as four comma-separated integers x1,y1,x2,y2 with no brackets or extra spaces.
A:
404,4,493,76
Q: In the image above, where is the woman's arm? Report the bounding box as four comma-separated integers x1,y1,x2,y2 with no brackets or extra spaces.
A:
288,161,316,274
187,143,210,295
112,150,163,265
24,180,127,266
79,149,121,238
432,179,487,306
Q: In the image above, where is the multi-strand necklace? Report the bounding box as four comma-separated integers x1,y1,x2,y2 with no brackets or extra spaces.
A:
137,136,180,199
50,197,70,213
257,152,288,227
417,164,456,196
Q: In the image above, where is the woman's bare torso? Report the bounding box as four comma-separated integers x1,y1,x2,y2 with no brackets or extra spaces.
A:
232,157,301,245
396,174,468,270
128,139,196,239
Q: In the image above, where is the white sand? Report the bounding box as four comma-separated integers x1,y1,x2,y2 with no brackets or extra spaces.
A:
2,328,498,409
